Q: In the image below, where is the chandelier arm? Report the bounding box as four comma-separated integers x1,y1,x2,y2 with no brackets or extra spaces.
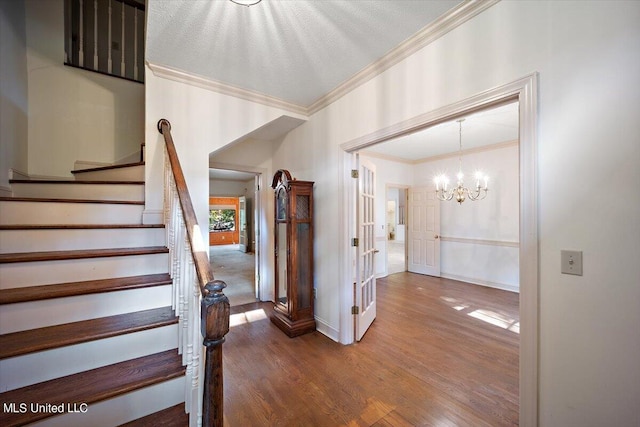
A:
436,189,455,201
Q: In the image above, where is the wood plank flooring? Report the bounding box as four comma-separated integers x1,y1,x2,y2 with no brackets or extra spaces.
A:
223,272,519,426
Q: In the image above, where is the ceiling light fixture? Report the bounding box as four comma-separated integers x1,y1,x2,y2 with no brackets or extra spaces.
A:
434,118,489,204
229,0,262,6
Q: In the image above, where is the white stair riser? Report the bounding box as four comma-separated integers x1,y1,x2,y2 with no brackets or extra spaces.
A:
0,228,166,253
0,325,178,392
0,201,143,225
28,377,185,427
0,285,173,334
0,253,169,288
73,165,145,182
11,183,144,202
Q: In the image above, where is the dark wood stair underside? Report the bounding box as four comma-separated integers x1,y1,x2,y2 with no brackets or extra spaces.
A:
0,273,172,305
0,246,169,264
118,403,188,427
71,161,144,175
0,349,185,427
0,273,173,304
0,306,177,359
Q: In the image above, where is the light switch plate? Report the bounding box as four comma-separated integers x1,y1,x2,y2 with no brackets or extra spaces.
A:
561,250,583,276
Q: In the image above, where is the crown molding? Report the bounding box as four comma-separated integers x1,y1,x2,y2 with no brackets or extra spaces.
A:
306,0,501,115
360,150,414,165
146,62,308,117
361,139,518,165
147,0,499,119
440,235,519,248
412,139,518,164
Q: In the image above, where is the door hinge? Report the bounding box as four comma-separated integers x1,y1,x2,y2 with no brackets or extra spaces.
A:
351,305,360,315
351,169,359,178
351,238,359,247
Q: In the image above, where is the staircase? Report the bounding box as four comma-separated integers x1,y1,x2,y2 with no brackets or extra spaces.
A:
0,162,189,426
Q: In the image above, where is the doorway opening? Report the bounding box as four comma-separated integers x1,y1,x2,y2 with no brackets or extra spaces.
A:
386,186,408,275
340,74,539,425
208,169,262,307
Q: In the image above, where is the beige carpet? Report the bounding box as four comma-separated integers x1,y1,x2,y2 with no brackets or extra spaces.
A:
209,244,257,306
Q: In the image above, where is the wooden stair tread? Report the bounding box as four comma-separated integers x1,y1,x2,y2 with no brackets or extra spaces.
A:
118,403,188,427
0,273,173,304
0,349,185,427
0,196,144,205
0,306,177,359
9,179,144,185
72,161,145,174
0,224,164,230
0,246,168,264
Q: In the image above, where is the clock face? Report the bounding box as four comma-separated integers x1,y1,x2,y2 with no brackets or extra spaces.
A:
277,187,287,220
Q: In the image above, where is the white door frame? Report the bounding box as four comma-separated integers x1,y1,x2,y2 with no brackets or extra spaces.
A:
339,73,538,426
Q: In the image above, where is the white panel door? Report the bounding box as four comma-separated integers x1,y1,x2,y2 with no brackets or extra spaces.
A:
356,158,377,341
239,196,248,253
408,186,440,276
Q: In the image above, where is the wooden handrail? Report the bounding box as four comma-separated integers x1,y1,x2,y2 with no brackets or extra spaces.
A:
157,118,230,427
158,118,213,296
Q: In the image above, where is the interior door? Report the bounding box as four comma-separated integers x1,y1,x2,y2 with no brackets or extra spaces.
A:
408,186,440,276
239,196,248,253
355,158,377,341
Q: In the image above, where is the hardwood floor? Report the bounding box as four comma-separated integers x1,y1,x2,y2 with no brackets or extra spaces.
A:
223,272,519,426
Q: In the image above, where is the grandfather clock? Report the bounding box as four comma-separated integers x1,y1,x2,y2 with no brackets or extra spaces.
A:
271,169,316,337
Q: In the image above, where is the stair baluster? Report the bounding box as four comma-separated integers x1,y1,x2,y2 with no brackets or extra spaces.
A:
158,119,229,427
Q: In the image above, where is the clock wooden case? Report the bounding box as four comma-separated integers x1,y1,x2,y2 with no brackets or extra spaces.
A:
270,169,316,337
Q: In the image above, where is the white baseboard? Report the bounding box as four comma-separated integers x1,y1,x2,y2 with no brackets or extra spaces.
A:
142,209,164,225
74,160,111,171
315,316,340,342
115,151,141,165
9,168,30,180
441,272,519,293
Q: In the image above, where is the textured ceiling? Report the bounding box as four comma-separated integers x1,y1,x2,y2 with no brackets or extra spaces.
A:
146,0,461,108
362,101,519,161
147,0,510,177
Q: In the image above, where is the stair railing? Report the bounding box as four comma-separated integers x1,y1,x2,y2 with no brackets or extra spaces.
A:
157,119,230,427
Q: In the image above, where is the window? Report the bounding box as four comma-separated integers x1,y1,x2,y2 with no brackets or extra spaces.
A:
64,0,145,83
209,209,236,232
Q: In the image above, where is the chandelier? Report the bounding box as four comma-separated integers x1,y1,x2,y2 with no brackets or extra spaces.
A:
434,118,489,204
230,0,262,6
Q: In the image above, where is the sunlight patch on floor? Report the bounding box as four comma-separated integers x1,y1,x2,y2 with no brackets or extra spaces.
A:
229,308,267,327
440,296,469,310
440,296,519,333
467,309,520,334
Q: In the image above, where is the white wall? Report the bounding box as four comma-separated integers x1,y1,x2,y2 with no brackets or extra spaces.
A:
0,0,29,195
209,179,250,197
269,2,640,425
414,143,519,291
24,0,144,178
144,70,307,305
